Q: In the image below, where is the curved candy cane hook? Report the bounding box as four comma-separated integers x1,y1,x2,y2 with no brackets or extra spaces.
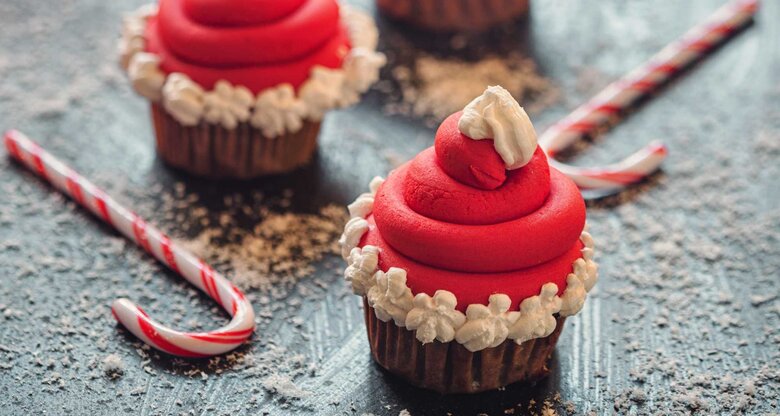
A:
549,141,668,191
541,0,757,193
4,130,255,357
110,259,255,358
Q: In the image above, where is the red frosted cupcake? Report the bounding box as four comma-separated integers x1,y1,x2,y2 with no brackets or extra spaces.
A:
376,0,530,32
119,0,385,178
340,86,598,394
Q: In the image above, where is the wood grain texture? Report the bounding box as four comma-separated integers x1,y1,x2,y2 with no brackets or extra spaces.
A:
0,0,778,415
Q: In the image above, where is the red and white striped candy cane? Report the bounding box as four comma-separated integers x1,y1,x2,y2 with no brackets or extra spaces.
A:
542,0,758,192
4,130,255,358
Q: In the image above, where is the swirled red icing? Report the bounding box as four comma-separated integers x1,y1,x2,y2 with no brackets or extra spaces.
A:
361,112,587,311
143,0,350,93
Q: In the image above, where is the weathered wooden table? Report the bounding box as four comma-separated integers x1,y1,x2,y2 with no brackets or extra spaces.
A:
1,0,778,414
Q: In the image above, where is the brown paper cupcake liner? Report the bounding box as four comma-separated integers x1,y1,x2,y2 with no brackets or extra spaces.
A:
363,299,565,394
151,104,320,179
376,0,530,32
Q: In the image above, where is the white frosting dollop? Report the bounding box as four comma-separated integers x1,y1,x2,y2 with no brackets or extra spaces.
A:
340,49,387,106
405,290,467,344
128,52,165,101
580,232,598,291
342,6,380,50
559,273,586,317
367,267,414,327
340,176,383,256
118,4,157,70
250,84,306,138
347,192,375,219
369,176,385,193
560,232,598,316
508,283,562,344
299,66,346,121
202,80,254,130
455,294,519,352
458,85,538,170
344,245,380,296
338,217,369,260
162,73,205,126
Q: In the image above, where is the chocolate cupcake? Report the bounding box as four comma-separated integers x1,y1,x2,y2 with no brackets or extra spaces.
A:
339,86,598,394
119,0,385,178
376,0,530,32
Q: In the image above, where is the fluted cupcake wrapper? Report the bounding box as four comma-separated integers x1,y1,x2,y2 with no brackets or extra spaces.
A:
151,104,320,179
376,0,530,32
363,299,565,394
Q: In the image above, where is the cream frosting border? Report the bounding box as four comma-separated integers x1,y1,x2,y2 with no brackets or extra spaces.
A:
339,177,599,352
118,3,386,136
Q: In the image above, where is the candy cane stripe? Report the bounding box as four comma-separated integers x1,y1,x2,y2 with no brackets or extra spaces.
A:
160,234,180,273
93,189,114,227
650,63,680,75
592,103,623,114
570,121,596,133
187,334,247,344
628,79,656,92
211,328,254,337
686,39,713,53
4,133,21,160
199,261,215,299
710,24,736,36
137,315,209,358
28,142,49,181
65,171,85,206
231,283,246,301
208,274,223,307
579,171,646,183
199,261,223,309
132,215,153,254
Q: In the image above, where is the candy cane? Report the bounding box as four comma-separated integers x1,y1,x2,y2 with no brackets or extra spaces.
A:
4,130,255,358
542,0,758,192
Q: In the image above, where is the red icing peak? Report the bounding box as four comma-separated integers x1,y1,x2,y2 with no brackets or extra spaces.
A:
435,112,506,190
183,0,308,26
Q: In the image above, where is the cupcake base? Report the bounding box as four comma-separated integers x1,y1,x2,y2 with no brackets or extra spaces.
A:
151,104,320,178
376,0,530,32
364,299,565,394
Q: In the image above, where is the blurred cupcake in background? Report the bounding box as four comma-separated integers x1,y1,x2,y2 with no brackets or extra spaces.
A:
119,0,385,178
376,0,530,32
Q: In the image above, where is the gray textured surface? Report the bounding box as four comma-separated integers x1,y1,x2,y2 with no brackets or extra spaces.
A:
1,0,779,415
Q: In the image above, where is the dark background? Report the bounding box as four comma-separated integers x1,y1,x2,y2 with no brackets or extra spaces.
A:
1,0,778,415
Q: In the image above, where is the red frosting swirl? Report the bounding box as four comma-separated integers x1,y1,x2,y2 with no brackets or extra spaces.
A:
144,0,350,93
183,0,307,26
361,112,587,309
360,221,584,312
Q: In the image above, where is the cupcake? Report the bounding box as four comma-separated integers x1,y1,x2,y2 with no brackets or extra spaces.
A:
339,86,598,394
376,0,530,32
119,0,385,178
